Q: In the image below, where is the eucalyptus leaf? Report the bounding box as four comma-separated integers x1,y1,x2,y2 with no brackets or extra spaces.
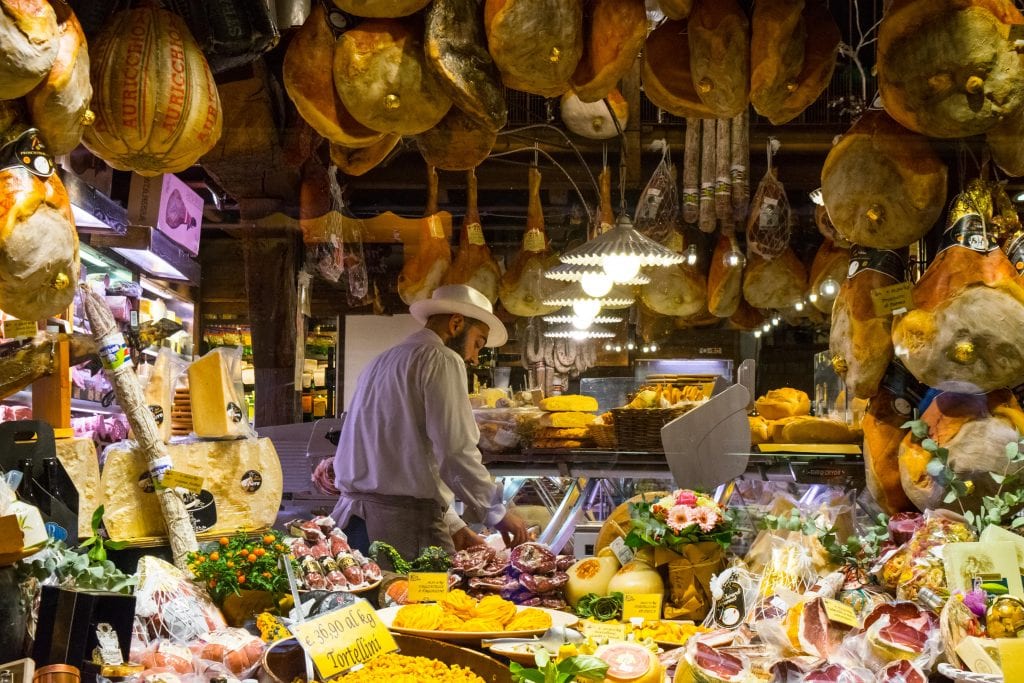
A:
922,438,938,452
926,459,946,477
944,490,959,504
1012,517,1024,529
1008,442,1020,460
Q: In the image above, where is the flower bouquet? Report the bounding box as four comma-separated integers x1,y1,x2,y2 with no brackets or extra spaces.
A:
624,490,734,621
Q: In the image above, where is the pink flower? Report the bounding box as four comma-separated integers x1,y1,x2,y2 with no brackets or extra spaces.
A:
692,506,721,532
676,490,697,507
666,505,693,533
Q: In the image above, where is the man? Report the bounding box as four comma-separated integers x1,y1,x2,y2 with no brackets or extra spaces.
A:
332,284,529,560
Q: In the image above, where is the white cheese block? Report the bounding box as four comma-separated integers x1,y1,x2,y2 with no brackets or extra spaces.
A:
9,501,47,548
100,437,283,542
188,349,250,439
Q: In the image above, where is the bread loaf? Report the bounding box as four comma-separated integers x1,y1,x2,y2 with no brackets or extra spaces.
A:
539,412,596,429
756,388,810,420
773,416,858,444
540,395,599,412
749,415,770,445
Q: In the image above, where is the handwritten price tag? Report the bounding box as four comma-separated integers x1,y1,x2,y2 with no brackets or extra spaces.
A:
582,621,627,642
408,572,449,602
622,593,663,621
870,282,914,316
158,470,204,494
823,599,860,628
290,598,398,679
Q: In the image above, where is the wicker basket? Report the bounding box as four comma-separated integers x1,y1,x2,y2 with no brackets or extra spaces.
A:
588,423,617,450
612,406,695,451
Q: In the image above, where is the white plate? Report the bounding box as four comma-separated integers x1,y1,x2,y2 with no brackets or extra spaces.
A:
376,605,578,642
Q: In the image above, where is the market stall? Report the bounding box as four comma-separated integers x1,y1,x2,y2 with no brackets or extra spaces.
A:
4,0,1024,681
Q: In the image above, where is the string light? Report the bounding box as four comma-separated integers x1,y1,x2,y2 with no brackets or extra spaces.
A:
754,330,762,338
819,279,839,299
650,343,658,352
808,292,819,303
762,323,771,333
795,301,805,312
685,245,699,266
626,342,635,351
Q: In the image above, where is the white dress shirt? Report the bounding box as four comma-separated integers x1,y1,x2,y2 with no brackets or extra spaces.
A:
333,327,507,533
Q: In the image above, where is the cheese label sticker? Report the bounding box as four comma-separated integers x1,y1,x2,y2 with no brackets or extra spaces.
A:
408,572,449,602
466,223,486,246
98,332,132,371
523,229,546,252
870,281,914,316
291,598,398,679
622,593,663,621
609,537,635,567
3,320,37,339
823,599,861,628
582,621,627,642
158,470,204,494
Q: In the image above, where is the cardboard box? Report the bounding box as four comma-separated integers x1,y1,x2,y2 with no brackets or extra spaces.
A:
128,173,203,255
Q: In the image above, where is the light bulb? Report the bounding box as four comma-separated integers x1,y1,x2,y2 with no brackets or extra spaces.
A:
626,342,635,351
754,330,762,338
685,245,698,266
602,253,642,282
650,344,658,352
819,278,839,299
795,301,805,312
723,248,746,269
604,343,612,351
642,345,650,353
762,323,771,333
570,330,588,341
771,316,780,326
572,315,594,330
580,271,613,297
572,298,602,320
808,292,819,303
614,345,622,352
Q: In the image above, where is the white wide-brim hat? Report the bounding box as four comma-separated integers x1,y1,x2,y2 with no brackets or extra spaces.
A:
409,284,508,347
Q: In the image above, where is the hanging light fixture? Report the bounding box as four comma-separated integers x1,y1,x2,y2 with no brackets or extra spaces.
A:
542,281,635,313
543,310,624,325
559,213,685,273
544,262,650,287
572,315,594,330
544,325,616,339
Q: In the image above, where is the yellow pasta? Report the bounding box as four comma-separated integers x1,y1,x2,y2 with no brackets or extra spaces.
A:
393,604,444,631
438,589,477,620
505,607,552,631
456,617,505,632
473,594,518,625
335,654,485,683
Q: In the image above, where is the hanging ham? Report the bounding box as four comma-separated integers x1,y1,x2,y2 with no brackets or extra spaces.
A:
863,387,917,514
0,111,79,321
484,0,583,97
284,4,386,149
707,233,743,318
641,20,715,119
821,111,947,250
0,0,58,100
398,166,452,305
415,108,496,171
808,239,849,314
570,0,646,103
892,181,1024,394
499,167,560,317
742,248,807,310
829,247,903,400
878,0,1024,138
24,6,93,156
329,134,401,177
443,169,501,303
688,0,750,119
640,237,707,318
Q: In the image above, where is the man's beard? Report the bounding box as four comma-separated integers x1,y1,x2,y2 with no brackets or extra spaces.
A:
445,328,470,359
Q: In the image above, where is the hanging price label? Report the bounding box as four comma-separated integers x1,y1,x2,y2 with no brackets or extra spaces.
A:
581,620,627,642
407,572,449,602
870,282,915,316
823,599,860,628
3,320,37,339
290,598,398,679
622,593,663,621
157,470,204,494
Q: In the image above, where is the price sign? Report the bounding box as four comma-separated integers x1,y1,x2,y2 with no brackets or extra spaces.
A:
158,470,204,494
408,572,449,602
290,598,398,679
582,620,627,642
622,594,663,621
870,282,914,316
823,599,860,628
3,320,37,339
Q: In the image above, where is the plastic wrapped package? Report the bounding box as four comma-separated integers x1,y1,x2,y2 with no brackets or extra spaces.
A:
139,349,188,443
188,628,264,677
187,347,255,440
133,556,226,643
137,641,197,674
473,407,543,455
875,512,974,601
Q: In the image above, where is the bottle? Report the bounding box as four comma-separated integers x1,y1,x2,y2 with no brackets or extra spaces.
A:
40,456,62,515
16,457,36,505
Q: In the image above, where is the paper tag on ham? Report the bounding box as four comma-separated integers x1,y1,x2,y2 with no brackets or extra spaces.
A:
823,598,861,628
523,229,546,252
427,216,445,240
870,282,915,316
466,223,486,246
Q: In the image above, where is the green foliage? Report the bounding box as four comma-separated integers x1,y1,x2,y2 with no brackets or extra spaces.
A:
368,542,452,575
575,592,624,621
510,653,608,683
16,540,135,594
187,530,296,603
904,418,1024,535
623,500,735,552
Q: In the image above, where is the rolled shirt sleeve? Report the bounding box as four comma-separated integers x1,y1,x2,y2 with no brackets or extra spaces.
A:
423,351,508,527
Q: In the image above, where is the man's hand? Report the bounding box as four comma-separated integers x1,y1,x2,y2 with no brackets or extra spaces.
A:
494,510,530,548
452,525,487,550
